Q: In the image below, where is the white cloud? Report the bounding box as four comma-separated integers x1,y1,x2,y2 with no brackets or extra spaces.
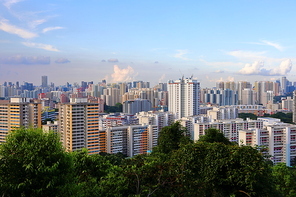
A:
158,74,166,83
29,19,47,29
111,65,135,82
227,50,266,61
206,76,235,84
42,26,64,33
0,19,37,39
238,61,264,75
227,76,235,82
3,0,23,9
238,59,292,76
269,59,292,75
22,42,59,52
247,40,284,51
174,50,190,60
261,40,284,51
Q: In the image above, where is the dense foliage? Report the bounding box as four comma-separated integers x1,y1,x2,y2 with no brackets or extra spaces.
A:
239,112,293,123
104,103,123,113
0,126,295,196
0,128,74,196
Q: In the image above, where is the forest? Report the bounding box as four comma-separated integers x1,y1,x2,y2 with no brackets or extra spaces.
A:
0,123,295,197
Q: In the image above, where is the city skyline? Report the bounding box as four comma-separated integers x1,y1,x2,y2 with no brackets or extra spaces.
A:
1,0,296,87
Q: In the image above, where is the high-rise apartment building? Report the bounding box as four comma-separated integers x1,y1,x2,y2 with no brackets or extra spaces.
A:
0,98,42,143
168,77,200,119
58,98,102,152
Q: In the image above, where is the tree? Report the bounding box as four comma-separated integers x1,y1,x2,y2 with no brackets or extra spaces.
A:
199,128,232,145
104,103,123,113
72,149,126,197
172,142,276,196
268,112,293,124
238,113,258,120
272,163,296,197
0,128,75,196
155,121,192,154
117,153,178,197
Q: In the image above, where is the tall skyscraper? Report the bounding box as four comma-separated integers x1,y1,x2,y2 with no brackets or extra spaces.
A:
41,76,48,87
168,77,200,119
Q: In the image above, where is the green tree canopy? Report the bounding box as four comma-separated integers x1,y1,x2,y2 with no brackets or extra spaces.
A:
238,113,258,120
0,128,75,196
272,163,296,197
154,121,192,154
172,142,276,196
199,128,232,145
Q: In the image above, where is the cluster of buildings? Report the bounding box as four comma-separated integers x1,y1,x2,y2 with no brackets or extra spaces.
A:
1,76,296,164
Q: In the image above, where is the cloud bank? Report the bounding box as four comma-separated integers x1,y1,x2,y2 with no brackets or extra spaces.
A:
238,59,292,76
108,58,119,63
0,55,50,65
55,58,70,64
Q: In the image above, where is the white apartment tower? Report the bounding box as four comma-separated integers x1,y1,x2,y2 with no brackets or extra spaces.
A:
168,77,200,119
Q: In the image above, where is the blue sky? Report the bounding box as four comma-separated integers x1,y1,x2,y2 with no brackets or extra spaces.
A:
0,0,296,87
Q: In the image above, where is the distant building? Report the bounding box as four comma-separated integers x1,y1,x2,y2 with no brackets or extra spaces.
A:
42,121,58,133
282,96,294,111
41,76,48,87
137,110,175,131
193,118,263,142
104,125,158,157
123,99,152,114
